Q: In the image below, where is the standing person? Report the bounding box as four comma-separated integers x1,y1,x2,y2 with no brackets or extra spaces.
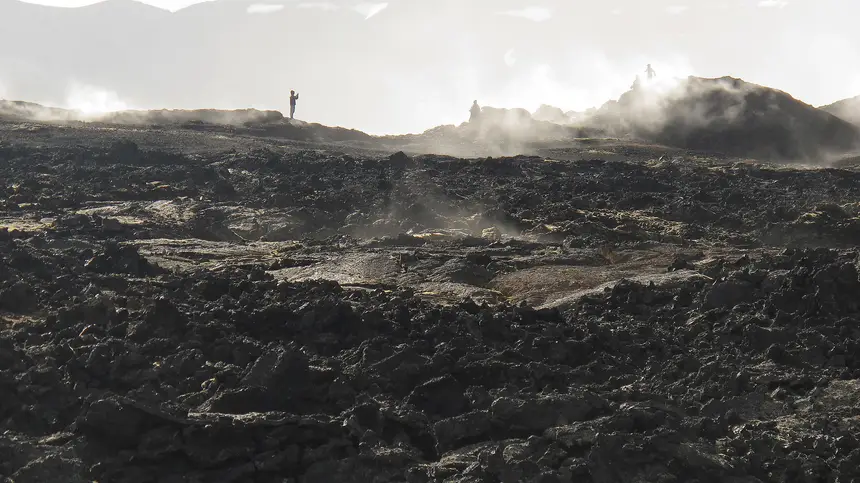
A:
645,64,656,81
289,90,299,119
469,100,481,123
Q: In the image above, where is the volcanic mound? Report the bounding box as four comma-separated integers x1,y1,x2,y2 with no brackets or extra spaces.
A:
821,95,860,128
590,76,860,160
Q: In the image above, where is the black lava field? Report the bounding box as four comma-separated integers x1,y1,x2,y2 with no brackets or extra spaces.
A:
2,120,860,483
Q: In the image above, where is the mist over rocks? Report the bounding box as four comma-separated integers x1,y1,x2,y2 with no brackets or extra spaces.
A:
821,95,860,128
99,108,286,126
0,100,375,146
532,104,570,124
401,78,860,162
0,100,83,123
588,76,860,161
0,101,284,127
4,74,860,163
463,106,590,146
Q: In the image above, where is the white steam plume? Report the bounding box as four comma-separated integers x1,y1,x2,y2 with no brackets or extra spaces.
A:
64,82,131,116
374,48,698,135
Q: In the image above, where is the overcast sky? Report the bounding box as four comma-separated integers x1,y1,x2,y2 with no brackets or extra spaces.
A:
6,0,860,134
21,0,215,11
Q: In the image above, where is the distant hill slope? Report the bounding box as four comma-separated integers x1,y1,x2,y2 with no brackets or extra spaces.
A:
0,100,372,144
5,75,860,162
0,100,283,125
0,100,79,122
820,96,860,127
589,76,860,160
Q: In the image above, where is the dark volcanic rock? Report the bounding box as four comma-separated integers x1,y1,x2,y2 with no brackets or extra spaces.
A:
0,281,38,312
592,76,860,160
3,133,860,482
406,374,468,418
490,393,609,432
703,279,755,309
76,397,148,449
84,241,163,276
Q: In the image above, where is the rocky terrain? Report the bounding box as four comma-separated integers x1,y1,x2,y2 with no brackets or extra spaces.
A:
3,110,860,483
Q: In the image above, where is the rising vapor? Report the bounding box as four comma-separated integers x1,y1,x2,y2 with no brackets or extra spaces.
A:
64,82,131,116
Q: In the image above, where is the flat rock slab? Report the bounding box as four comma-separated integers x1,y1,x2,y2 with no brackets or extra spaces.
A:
538,269,712,311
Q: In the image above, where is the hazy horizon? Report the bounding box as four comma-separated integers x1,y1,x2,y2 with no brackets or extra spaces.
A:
3,0,860,135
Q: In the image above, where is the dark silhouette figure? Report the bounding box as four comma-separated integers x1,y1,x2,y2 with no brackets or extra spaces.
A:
631,75,642,91
469,100,481,123
289,90,299,119
645,64,656,81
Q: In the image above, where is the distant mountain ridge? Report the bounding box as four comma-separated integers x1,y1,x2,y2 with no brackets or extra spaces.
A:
5,74,859,162
0,100,376,144
820,96,860,128
588,76,860,160
0,99,282,125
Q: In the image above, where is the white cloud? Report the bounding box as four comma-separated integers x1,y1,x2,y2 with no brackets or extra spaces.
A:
757,0,788,7
20,0,215,11
19,0,101,6
130,0,215,10
247,3,284,14
352,2,388,19
666,5,689,14
499,6,552,22
504,49,517,67
297,2,339,11
610,8,623,15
